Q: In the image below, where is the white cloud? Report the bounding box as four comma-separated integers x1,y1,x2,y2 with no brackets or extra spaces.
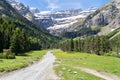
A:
46,0,60,11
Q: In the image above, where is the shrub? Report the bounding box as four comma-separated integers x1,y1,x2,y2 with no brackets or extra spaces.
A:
104,52,117,57
0,49,16,59
0,53,3,59
5,49,16,59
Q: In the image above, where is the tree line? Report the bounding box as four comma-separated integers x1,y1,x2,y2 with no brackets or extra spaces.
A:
59,36,112,55
0,18,56,58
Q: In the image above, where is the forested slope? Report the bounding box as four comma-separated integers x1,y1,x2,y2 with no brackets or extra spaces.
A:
0,0,58,55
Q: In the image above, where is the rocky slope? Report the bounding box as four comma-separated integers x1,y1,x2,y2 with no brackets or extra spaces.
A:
80,0,120,35
7,0,54,29
48,8,96,36
7,0,96,36
8,0,34,21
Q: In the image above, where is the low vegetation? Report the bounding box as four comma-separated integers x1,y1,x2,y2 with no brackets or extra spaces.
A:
0,49,15,59
110,33,120,55
107,27,120,39
53,49,120,80
0,50,48,72
55,65,103,80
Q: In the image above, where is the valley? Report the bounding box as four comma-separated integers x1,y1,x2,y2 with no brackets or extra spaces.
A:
1,50,120,80
0,0,120,80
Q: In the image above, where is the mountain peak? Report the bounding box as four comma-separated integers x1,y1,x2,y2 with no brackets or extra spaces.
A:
7,0,96,36
30,7,40,14
112,0,120,2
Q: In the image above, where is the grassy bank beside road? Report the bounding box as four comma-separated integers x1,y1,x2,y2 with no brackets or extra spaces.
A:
0,50,48,72
53,49,120,80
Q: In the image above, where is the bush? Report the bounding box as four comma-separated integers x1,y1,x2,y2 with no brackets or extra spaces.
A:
104,52,118,57
5,50,16,59
117,53,120,58
0,49,15,59
0,53,3,59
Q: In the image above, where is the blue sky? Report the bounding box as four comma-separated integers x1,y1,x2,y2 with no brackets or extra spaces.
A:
16,0,110,11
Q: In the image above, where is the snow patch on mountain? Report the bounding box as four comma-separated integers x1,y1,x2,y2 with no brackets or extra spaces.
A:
48,15,86,30
7,0,97,36
47,8,96,36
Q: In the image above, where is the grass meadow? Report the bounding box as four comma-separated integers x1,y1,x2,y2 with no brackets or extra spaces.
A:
53,49,120,80
0,50,48,72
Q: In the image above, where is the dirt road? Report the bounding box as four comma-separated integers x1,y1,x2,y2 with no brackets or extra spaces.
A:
0,51,58,80
79,67,120,80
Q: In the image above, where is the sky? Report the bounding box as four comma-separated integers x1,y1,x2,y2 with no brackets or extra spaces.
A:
16,0,110,11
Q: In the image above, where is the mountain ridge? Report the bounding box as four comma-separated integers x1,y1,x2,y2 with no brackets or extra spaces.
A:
78,0,120,36
7,0,96,36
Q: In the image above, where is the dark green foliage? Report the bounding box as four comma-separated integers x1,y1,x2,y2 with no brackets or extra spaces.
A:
110,34,120,55
10,28,28,55
0,32,3,52
77,27,100,37
0,0,60,60
74,39,78,51
107,27,120,39
0,49,15,59
0,0,59,56
60,32,77,38
60,27,100,38
0,0,58,56
69,39,74,51
59,36,111,55
0,18,58,55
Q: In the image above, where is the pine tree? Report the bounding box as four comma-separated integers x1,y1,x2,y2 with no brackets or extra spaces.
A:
0,32,3,52
10,28,28,55
78,39,83,52
10,28,19,54
74,39,78,51
94,36,101,55
20,29,29,52
69,39,74,51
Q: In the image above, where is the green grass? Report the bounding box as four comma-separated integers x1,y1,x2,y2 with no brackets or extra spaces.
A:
55,65,104,80
53,49,120,80
0,50,48,72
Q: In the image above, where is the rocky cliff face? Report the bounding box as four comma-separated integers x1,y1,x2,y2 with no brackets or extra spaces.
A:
7,0,96,36
7,0,54,29
8,0,35,21
83,0,120,29
47,8,96,36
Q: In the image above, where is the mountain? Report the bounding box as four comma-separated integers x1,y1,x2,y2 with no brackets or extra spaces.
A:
7,0,96,36
47,8,96,36
51,9,82,18
30,8,40,14
0,0,57,52
8,0,35,21
79,0,120,35
7,0,54,29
